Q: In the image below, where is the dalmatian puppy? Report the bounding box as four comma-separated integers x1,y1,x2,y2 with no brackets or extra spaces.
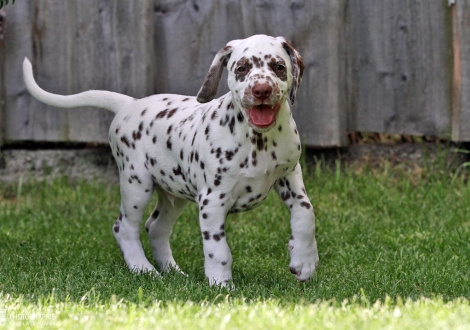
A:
23,34,319,286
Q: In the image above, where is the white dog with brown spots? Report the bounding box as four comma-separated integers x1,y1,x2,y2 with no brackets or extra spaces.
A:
23,34,319,287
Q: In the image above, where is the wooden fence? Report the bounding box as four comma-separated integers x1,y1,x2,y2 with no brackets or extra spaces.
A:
0,0,468,147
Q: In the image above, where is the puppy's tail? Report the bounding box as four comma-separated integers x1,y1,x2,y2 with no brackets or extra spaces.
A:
23,58,133,114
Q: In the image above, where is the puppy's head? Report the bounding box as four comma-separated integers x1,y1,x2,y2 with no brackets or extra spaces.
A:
197,35,304,131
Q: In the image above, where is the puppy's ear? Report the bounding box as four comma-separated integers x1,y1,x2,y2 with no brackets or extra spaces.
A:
281,38,305,105
197,45,233,103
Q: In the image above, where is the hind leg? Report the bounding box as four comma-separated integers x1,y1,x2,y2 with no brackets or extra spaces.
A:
113,170,156,273
145,186,188,272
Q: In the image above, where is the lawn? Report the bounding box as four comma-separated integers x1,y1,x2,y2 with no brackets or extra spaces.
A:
0,150,469,329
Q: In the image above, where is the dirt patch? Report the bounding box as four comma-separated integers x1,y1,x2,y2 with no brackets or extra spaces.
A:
306,143,469,171
0,143,468,185
0,147,119,184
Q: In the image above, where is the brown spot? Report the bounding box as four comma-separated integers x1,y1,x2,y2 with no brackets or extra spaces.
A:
167,137,172,150
156,109,168,118
251,55,264,68
237,111,244,122
300,201,311,209
167,108,178,118
120,135,131,147
281,191,291,201
132,130,142,141
151,209,160,219
229,117,236,134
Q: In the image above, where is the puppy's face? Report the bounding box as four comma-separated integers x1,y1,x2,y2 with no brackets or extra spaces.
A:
197,35,304,132
226,36,293,131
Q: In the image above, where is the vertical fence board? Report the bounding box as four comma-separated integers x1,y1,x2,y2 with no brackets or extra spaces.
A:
240,0,349,146
349,0,452,137
0,9,6,145
453,0,470,141
3,1,69,142
66,0,155,142
2,0,154,143
0,1,468,146
154,0,244,97
154,0,348,146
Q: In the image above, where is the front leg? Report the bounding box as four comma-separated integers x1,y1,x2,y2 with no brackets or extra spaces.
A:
275,163,319,281
197,190,233,287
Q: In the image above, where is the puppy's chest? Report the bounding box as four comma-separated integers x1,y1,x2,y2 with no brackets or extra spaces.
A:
231,146,299,210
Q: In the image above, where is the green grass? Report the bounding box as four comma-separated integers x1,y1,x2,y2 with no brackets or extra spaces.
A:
0,154,470,329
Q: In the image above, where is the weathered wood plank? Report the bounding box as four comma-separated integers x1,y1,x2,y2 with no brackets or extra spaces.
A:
452,0,470,141
154,0,348,146
0,0,465,147
2,1,65,142
66,0,155,142
349,0,452,137
240,0,349,146
3,0,154,143
154,0,244,97
0,9,6,146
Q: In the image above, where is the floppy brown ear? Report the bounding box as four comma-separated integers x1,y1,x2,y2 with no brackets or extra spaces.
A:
196,46,233,103
282,39,305,105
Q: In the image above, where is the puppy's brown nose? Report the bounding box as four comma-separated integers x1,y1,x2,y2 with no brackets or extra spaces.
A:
252,84,272,100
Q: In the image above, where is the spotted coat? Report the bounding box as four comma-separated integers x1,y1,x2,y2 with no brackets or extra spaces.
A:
23,34,319,287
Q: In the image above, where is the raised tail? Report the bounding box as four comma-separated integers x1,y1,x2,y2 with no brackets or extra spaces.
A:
23,58,134,114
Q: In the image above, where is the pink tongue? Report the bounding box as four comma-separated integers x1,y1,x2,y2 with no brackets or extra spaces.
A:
248,105,275,125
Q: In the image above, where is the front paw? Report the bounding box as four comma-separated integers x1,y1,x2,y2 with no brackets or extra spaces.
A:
288,239,319,282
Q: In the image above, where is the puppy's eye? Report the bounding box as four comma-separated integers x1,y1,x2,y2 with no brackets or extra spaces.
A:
237,66,247,73
276,64,285,71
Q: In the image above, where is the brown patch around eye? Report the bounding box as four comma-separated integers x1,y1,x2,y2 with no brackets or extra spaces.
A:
268,57,288,81
234,57,252,82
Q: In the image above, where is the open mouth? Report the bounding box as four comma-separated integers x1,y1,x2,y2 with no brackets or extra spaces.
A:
246,104,281,128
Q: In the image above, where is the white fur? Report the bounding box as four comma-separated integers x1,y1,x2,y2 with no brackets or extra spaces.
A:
23,34,319,287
